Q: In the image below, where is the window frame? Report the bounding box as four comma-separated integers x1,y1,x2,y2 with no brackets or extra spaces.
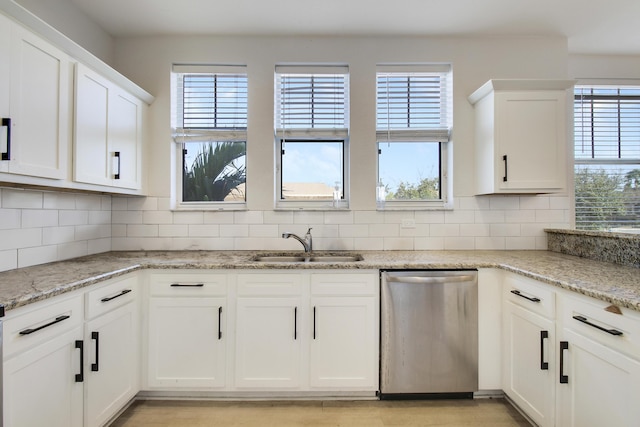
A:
375,65,453,210
171,64,248,211
274,65,350,210
574,83,640,231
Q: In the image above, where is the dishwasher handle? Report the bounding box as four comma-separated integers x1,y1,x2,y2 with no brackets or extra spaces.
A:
383,274,476,284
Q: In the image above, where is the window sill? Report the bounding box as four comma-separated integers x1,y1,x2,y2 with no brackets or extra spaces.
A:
172,202,247,212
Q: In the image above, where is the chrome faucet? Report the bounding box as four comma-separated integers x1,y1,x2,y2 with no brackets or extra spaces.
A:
282,228,313,252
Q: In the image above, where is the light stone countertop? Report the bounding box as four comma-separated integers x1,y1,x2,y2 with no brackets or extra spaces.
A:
1,250,639,313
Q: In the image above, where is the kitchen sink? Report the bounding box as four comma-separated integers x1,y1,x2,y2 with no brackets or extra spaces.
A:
251,253,363,263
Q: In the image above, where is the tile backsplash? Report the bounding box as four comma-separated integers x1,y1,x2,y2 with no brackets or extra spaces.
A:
0,187,111,272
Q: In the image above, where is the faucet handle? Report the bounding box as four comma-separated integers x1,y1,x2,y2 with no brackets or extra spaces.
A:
306,227,313,235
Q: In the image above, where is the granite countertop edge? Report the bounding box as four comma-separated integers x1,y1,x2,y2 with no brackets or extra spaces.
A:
1,250,639,313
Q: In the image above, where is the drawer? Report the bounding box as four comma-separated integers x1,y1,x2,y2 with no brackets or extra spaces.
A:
311,272,377,296
560,292,640,360
85,274,138,319
149,271,227,296
3,294,83,358
236,273,303,296
503,272,555,319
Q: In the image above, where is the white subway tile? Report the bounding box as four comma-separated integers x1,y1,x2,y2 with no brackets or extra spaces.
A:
520,195,550,210
458,196,491,211
111,197,129,211
460,224,490,237
128,197,157,211
505,210,536,223
89,210,111,225
535,210,566,223
88,238,111,254
77,224,111,240
314,237,352,251
2,189,43,209
549,196,570,209
475,237,506,250
143,210,174,224
57,241,88,261
173,211,204,225
125,224,159,238
18,245,57,268
369,223,399,237
111,224,127,237
43,226,75,245
21,209,58,228
292,211,323,225
490,224,521,237
506,237,537,250
43,192,76,209
264,210,294,224
521,224,548,237
414,211,445,224
383,211,413,224
220,224,249,237
383,238,414,250
111,210,142,225
0,228,42,250
489,196,520,210
429,223,460,237
535,236,548,250
415,237,445,250
234,237,279,251
171,237,225,250
100,196,112,211
158,224,189,237
248,224,279,238
203,211,234,224
445,210,475,224
399,224,430,237
307,225,339,238
354,211,383,224
444,237,475,250
234,211,264,224
188,224,220,237
339,224,370,238
156,197,171,211
0,209,21,230
474,210,506,224
75,194,103,210
112,237,173,251
354,237,384,251
324,211,354,225
0,249,18,272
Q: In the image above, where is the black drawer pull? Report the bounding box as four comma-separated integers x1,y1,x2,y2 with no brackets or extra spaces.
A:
170,283,204,287
75,340,84,382
540,330,549,370
294,307,298,340
218,306,223,340
510,289,541,303
572,315,623,336
1,117,10,161
101,289,132,302
91,331,100,372
19,315,70,335
503,154,508,182
313,306,317,340
559,341,569,384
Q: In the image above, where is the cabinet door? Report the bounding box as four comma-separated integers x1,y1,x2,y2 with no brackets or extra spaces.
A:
557,329,640,427
8,24,69,179
85,301,138,427
0,14,10,170
108,88,142,189
309,296,377,389
496,91,566,192
235,297,302,388
503,301,555,427
148,297,226,388
4,326,83,427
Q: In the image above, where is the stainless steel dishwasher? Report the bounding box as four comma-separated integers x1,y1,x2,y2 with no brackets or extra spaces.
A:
380,270,478,399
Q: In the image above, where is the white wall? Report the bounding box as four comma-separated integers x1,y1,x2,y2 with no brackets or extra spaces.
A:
0,188,112,272
108,34,572,252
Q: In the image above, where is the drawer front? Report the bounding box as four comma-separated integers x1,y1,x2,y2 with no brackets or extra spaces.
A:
85,274,138,319
560,292,640,359
3,294,83,358
149,271,227,297
236,273,303,296
504,273,555,319
311,272,377,296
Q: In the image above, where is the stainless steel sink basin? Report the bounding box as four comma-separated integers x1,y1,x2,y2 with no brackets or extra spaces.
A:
251,253,363,263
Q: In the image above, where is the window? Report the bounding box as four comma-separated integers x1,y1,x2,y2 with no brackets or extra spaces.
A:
172,65,247,209
376,65,452,209
574,86,640,231
275,65,349,208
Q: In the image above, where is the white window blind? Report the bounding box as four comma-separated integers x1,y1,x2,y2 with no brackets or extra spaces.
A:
376,65,452,141
574,86,640,231
275,65,349,137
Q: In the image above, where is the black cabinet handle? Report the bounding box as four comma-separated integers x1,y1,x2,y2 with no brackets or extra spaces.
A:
294,307,297,340
313,306,316,340
113,151,121,179
218,306,223,340
75,340,84,382
1,117,10,161
540,330,549,370
170,283,204,287
572,315,623,336
503,155,508,182
559,341,569,384
19,315,70,335
101,289,132,303
510,289,541,303
91,331,100,372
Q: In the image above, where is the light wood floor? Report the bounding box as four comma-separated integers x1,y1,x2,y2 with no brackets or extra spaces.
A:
110,398,532,427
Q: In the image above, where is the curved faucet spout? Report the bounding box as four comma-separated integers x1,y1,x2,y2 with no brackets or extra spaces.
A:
282,228,313,252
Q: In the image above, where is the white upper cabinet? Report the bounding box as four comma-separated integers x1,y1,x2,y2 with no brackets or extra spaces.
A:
469,79,575,195
74,63,143,190
0,16,70,179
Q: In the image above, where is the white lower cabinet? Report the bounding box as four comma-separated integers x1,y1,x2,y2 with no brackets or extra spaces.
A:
556,293,640,427
83,276,139,427
147,272,227,389
502,272,556,427
3,295,85,427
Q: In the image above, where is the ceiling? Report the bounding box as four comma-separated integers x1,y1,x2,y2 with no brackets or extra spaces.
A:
69,0,640,55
